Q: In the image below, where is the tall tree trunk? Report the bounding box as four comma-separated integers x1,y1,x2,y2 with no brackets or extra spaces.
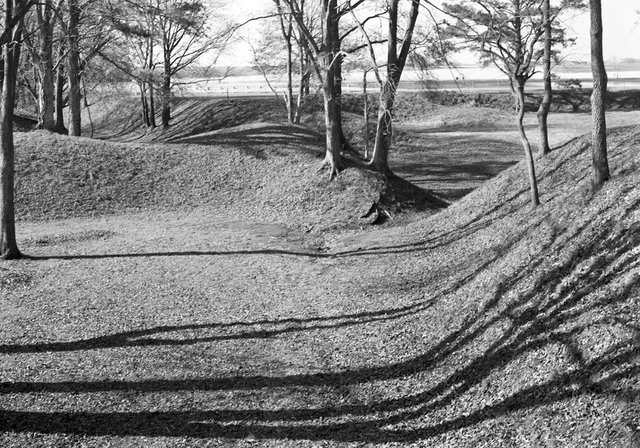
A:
54,44,66,133
148,81,156,127
334,51,349,151
36,0,55,131
512,78,540,207
369,0,420,176
363,69,369,160
139,82,150,127
67,0,82,136
1,1,23,259
318,0,341,177
536,0,552,155
285,32,294,123
161,70,170,128
370,83,394,175
146,25,156,128
294,41,309,125
589,0,609,185
320,54,342,178
284,9,294,123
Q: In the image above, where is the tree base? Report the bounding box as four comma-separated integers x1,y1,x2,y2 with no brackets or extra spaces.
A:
317,157,341,180
1,248,23,260
366,160,393,179
538,146,552,156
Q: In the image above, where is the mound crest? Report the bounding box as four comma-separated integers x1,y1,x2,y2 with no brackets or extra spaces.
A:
14,129,443,231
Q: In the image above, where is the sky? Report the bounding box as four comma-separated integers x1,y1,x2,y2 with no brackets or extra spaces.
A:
219,0,640,67
563,1,640,63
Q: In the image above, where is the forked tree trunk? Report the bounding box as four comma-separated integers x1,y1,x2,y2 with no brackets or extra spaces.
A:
369,0,420,176
67,0,82,136
512,78,540,207
370,84,395,176
536,0,552,155
589,0,609,185
283,0,341,177
1,2,24,259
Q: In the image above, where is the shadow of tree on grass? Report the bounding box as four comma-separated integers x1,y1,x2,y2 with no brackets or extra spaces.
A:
2,195,638,444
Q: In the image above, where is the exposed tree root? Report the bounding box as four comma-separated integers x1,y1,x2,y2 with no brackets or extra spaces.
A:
316,158,341,180
361,200,393,225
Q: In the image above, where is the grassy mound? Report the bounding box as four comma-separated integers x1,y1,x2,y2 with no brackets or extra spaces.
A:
91,97,287,141
15,129,443,231
318,125,640,444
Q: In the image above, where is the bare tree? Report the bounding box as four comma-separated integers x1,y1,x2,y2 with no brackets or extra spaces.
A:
444,0,544,207
251,0,314,124
589,0,609,185
101,0,226,129
156,0,223,127
23,0,63,131
353,0,421,176
273,0,297,123
281,0,345,177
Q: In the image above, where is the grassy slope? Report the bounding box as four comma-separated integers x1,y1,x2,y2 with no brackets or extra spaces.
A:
14,130,395,232
0,105,638,446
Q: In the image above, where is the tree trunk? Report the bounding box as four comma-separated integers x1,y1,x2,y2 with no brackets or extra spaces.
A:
294,42,309,125
148,81,156,127
54,44,66,134
536,0,552,155
147,13,157,128
369,0,420,176
363,69,369,160
512,78,540,207
67,0,82,136
1,2,23,259
317,0,341,177
36,0,55,131
285,32,294,123
589,0,609,185
283,10,294,123
161,70,170,128
320,59,342,178
334,50,349,152
139,82,150,127
370,84,394,176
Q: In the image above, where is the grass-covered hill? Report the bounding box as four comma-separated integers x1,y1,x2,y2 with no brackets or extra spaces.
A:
15,127,441,232
1,100,638,446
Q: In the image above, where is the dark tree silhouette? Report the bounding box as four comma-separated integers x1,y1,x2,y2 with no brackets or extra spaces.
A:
1,0,33,260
